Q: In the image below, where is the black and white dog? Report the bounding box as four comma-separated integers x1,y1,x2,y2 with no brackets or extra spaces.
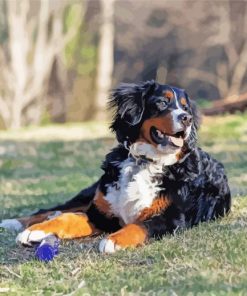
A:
1,81,231,253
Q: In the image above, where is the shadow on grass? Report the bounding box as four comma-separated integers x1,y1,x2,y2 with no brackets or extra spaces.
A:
0,228,102,266
0,216,245,267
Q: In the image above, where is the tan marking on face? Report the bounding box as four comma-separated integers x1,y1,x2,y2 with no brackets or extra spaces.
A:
137,196,171,221
163,90,174,100
107,223,147,248
180,97,187,106
94,189,112,217
138,115,174,146
28,213,98,239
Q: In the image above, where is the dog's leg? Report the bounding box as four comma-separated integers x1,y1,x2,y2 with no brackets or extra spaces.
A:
99,204,183,253
0,181,99,232
99,223,148,253
16,213,99,246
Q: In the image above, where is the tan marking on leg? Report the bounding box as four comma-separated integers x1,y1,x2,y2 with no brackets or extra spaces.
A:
17,206,88,228
28,213,98,239
94,189,112,217
137,196,171,222
107,223,147,248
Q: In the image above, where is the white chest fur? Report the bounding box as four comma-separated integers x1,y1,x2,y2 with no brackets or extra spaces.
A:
105,158,164,224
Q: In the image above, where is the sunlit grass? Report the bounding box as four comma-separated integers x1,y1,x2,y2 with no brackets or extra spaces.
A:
0,121,111,142
0,114,247,295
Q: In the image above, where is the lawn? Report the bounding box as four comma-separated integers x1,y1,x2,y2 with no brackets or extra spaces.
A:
0,114,247,296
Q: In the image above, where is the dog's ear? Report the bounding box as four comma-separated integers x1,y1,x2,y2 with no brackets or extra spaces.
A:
190,100,201,130
109,80,156,126
185,93,201,130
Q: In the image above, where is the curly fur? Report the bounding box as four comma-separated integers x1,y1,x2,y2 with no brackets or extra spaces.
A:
9,80,231,251
87,81,231,237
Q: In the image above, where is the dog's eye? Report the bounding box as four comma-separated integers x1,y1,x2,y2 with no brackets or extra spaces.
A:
156,100,168,111
183,105,189,112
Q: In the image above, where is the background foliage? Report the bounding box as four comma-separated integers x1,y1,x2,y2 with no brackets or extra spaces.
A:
0,1,247,294
0,0,247,129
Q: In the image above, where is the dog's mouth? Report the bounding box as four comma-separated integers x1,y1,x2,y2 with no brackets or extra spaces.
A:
150,126,185,148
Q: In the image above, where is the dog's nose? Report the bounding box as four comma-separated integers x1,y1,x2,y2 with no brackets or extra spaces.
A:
178,113,193,126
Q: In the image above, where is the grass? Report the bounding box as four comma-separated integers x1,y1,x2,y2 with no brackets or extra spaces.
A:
0,114,247,295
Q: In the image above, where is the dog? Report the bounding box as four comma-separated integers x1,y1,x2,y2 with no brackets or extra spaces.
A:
0,81,231,253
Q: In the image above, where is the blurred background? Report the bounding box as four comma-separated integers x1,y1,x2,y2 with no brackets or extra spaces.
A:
0,0,247,130
1,1,247,287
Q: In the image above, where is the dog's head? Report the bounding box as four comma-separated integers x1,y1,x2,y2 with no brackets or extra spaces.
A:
109,80,200,165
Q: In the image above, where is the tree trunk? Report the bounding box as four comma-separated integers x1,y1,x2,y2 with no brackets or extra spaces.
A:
95,0,115,120
0,0,83,129
10,99,22,129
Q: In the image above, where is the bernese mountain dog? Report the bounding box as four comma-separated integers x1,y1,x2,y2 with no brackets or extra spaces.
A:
1,81,231,253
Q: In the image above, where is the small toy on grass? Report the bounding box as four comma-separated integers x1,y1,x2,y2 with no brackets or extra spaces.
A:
35,235,60,262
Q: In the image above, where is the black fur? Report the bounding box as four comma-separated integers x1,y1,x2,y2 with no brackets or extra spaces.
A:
87,204,121,232
94,81,230,237
31,81,231,242
109,80,157,144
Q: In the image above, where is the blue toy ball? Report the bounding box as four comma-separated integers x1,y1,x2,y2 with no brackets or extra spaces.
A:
35,235,59,262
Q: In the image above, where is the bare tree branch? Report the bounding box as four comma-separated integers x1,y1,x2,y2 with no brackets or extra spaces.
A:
95,0,115,119
0,0,84,129
185,0,247,100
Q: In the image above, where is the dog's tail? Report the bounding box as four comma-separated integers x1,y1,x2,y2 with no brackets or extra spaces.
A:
34,181,99,215
0,181,99,231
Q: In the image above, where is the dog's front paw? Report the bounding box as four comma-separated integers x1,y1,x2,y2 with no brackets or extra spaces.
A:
0,219,24,232
99,238,122,253
99,224,147,254
16,229,51,246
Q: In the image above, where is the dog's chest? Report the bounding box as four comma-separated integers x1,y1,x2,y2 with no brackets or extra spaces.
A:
105,158,163,224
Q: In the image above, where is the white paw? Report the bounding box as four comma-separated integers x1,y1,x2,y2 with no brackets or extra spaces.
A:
16,229,51,246
99,238,122,254
0,219,24,232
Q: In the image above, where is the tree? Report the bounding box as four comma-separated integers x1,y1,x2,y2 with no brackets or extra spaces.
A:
113,0,247,106
184,0,247,99
95,0,115,120
0,0,82,129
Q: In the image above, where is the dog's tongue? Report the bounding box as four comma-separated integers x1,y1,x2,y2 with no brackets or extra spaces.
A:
169,136,184,147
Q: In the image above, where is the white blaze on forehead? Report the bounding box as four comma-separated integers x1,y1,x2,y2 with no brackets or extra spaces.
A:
170,88,187,130
171,108,185,131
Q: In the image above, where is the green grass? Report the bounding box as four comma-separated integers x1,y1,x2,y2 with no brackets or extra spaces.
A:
0,115,247,295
